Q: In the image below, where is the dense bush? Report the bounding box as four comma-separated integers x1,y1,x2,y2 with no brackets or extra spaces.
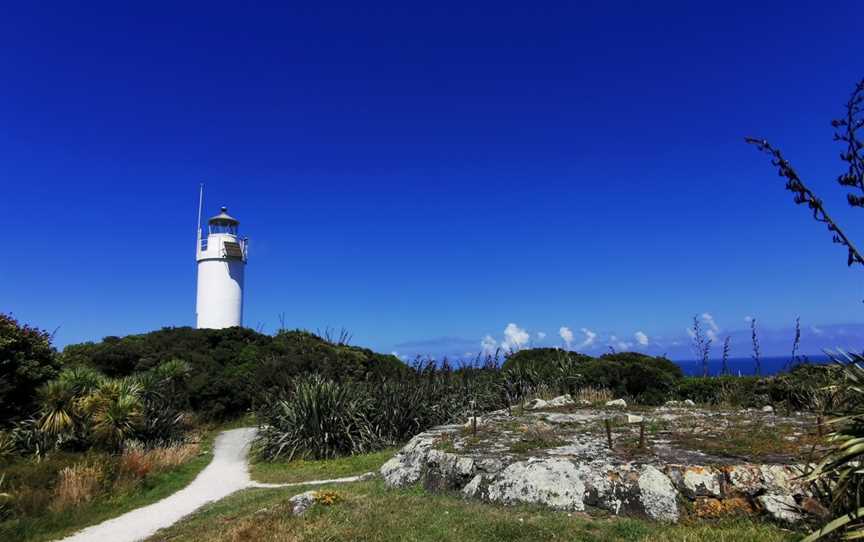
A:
0,361,194,457
61,327,408,421
500,349,682,403
0,314,60,425
673,376,761,406
501,348,591,378
672,364,849,410
576,352,683,405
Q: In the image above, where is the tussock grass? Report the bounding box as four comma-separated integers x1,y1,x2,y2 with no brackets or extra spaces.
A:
0,424,223,542
122,442,201,475
50,462,104,511
575,386,614,404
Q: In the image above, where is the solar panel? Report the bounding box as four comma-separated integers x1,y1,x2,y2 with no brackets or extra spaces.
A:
223,241,244,259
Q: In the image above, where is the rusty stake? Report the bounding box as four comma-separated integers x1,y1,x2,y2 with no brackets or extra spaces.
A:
639,421,646,449
604,418,613,449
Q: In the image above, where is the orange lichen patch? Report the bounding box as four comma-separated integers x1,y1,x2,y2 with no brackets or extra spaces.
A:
693,497,754,518
799,497,830,520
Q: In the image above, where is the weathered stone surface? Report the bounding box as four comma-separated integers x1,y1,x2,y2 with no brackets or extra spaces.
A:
760,465,807,494
525,398,549,410
725,464,764,495
486,459,587,510
463,416,483,430
546,395,575,408
637,465,679,522
605,399,627,408
626,414,644,424
381,426,459,487
475,457,505,473
670,466,722,498
381,403,817,525
666,399,696,407
762,405,775,413
288,490,318,516
535,412,598,424
462,474,484,498
757,493,802,523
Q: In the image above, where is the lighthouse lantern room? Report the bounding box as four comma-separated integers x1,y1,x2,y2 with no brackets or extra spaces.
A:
196,192,247,329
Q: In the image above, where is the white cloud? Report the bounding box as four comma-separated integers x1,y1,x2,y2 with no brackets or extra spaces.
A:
481,335,498,355
609,334,632,351
706,329,719,344
635,331,649,346
536,331,547,340
811,326,824,335
687,313,720,343
577,328,597,349
559,326,574,348
502,323,530,351
701,313,719,333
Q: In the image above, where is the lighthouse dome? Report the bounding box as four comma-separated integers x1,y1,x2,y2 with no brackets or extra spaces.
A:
208,206,239,226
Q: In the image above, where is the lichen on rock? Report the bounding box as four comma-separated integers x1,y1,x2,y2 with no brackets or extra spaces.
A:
380,397,818,525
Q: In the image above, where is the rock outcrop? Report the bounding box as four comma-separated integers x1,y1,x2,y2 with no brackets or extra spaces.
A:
381,397,817,524
288,490,318,516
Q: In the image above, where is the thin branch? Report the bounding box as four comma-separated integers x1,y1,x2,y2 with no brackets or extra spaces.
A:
745,137,864,267
834,78,864,205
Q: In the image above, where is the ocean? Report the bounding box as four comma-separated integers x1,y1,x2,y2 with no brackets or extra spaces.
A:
674,355,835,377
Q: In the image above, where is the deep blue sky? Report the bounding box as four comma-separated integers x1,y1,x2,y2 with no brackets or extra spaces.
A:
2,1,863,360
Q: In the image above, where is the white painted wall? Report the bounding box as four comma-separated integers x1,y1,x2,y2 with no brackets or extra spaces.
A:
196,232,246,329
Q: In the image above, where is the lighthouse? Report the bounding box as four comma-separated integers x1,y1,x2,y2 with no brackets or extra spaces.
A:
195,194,248,329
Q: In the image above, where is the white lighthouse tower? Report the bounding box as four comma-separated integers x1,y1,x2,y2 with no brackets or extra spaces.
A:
195,190,248,329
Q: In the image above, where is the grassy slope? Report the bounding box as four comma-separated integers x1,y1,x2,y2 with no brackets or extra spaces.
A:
0,421,247,542
149,479,798,542
152,450,800,542
250,448,397,484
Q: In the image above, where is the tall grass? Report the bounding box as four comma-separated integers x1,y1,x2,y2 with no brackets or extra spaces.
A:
256,348,849,461
50,463,104,511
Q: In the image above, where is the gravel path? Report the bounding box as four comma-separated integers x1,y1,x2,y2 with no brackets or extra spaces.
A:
57,427,372,542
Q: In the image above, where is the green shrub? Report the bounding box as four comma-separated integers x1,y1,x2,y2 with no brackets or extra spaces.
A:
23,363,193,454
0,314,60,425
502,348,590,383
578,352,683,404
674,376,762,406
61,327,409,421
501,349,683,404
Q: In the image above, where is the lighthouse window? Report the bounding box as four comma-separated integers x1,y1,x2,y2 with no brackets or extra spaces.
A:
210,223,237,235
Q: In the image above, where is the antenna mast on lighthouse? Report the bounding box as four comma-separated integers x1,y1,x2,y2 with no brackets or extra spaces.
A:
196,183,204,249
